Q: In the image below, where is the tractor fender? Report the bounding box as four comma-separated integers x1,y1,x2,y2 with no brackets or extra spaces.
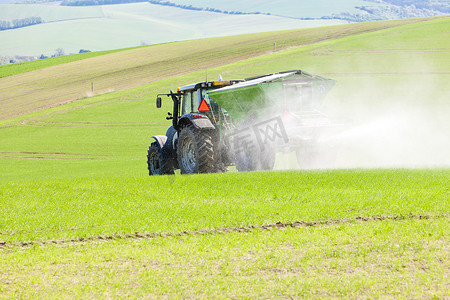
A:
149,134,177,174
165,125,177,150
172,131,178,150
150,135,167,149
178,114,216,130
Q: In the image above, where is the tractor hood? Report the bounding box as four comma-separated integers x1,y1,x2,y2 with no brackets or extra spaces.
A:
207,70,335,122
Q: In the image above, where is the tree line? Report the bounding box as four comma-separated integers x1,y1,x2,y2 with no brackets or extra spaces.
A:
147,0,263,15
1,49,91,65
0,17,43,31
59,0,449,20
382,0,449,14
60,0,264,14
61,0,146,6
327,2,448,22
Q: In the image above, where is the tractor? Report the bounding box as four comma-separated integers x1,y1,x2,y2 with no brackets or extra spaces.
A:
147,70,335,175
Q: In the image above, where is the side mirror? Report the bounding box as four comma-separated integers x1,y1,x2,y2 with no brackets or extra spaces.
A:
156,97,162,108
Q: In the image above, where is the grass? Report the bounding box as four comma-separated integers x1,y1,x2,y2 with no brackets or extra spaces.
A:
0,217,448,298
0,169,448,243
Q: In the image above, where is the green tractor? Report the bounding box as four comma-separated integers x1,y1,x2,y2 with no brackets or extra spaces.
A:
147,70,335,175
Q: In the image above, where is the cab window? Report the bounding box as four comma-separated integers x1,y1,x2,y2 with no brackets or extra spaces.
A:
182,90,200,115
192,90,199,111
181,92,191,114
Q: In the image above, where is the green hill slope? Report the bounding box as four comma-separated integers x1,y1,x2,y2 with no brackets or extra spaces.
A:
0,17,437,121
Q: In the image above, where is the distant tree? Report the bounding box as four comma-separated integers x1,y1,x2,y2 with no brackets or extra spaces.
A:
53,48,65,57
40,54,48,59
61,0,146,6
0,20,11,30
79,49,91,53
0,17,42,31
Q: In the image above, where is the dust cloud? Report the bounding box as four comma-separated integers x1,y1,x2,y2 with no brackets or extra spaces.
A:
265,74,450,170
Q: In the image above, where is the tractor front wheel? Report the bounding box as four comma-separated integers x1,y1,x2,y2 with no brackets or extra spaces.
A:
147,142,174,175
147,142,162,175
177,126,215,174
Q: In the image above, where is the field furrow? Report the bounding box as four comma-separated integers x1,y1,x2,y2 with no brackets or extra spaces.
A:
0,214,447,249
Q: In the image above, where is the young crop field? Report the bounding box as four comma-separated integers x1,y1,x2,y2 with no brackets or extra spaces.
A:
0,17,449,298
0,169,449,298
0,4,104,22
0,170,448,298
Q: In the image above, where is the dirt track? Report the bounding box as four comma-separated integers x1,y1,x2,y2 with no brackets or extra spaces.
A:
1,214,446,249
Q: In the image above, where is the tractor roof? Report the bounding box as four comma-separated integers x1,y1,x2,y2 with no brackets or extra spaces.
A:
209,70,333,94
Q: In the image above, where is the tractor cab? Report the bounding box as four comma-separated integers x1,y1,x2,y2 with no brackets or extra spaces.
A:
178,80,241,120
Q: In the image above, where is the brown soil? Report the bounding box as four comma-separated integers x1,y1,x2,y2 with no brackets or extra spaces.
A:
0,214,445,249
0,152,104,160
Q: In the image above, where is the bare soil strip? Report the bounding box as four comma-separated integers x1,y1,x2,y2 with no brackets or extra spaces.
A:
21,121,161,128
0,156,103,160
0,152,104,160
1,214,446,249
0,152,91,155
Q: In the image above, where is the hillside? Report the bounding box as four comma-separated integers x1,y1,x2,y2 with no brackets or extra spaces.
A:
2,0,448,60
0,17,439,121
0,2,346,58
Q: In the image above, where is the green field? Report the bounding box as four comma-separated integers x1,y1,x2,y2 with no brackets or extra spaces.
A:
1,170,449,298
0,3,104,21
0,17,449,298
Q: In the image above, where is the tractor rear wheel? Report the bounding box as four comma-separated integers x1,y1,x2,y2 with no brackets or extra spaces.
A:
177,126,215,174
235,145,275,172
235,149,259,172
259,146,276,171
